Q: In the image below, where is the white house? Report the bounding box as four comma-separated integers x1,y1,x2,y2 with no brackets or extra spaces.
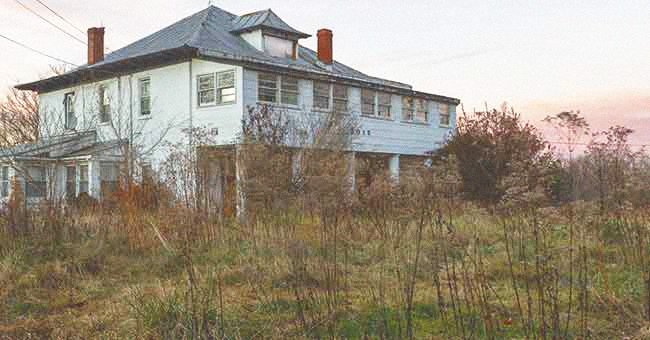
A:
1,5,459,206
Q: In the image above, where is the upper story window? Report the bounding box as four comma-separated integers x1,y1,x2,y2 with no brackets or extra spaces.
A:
333,84,348,113
98,85,111,123
402,96,415,121
361,90,391,118
1,166,8,198
439,103,450,127
198,70,236,107
139,78,151,115
64,92,76,130
281,76,299,106
361,89,375,116
258,72,299,106
26,166,46,198
377,93,392,118
313,81,331,111
415,98,428,123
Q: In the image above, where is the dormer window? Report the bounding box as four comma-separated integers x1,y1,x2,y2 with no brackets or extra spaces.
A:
264,35,296,59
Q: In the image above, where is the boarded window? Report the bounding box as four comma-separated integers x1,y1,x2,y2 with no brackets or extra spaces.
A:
79,164,89,195
415,98,428,122
280,76,299,106
313,81,330,110
439,103,450,126
333,84,348,113
1,166,8,198
361,89,375,116
139,78,151,115
26,166,46,198
402,97,415,121
66,165,76,198
378,92,391,118
64,92,76,129
258,72,278,103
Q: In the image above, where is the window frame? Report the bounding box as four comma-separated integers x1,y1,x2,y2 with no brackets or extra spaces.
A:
65,165,76,198
402,96,415,122
280,75,299,107
98,85,111,124
100,162,120,197
217,70,236,105
332,84,348,114
313,81,331,111
377,92,392,118
197,73,217,107
361,89,376,116
257,72,279,104
64,92,76,130
25,166,47,198
139,77,151,116
79,164,89,195
439,103,451,127
257,73,301,108
415,98,429,123
1,166,9,198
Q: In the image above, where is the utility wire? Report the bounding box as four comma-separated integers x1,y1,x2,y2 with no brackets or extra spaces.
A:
13,0,86,46
32,0,86,36
0,33,78,66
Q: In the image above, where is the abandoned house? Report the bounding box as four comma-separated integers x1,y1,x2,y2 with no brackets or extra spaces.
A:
0,5,459,210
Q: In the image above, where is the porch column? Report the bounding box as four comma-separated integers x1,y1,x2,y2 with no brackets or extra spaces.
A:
346,151,356,194
235,145,246,223
389,154,400,184
88,160,101,199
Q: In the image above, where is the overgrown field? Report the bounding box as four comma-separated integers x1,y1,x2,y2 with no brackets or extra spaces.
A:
1,204,650,339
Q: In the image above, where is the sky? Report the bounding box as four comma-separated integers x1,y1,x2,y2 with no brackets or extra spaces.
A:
0,0,648,146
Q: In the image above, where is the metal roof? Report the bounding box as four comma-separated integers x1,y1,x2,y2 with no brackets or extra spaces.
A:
231,9,310,39
15,5,460,104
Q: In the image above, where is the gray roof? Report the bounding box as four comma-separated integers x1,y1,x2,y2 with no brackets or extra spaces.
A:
231,9,310,39
16,5,459,104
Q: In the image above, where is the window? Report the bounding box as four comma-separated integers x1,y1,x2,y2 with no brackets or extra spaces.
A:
402,97,415,121
198,74,216,106
280,76,299,106
64,92,76,129
26,166,46,198
139,78,151,115
333,84,348,113
439,103,450,126
101,163,120,196
378,92,392,118
361,89,375,116
79,164,89,195
217,71,236,104
66,165,76,198
415,98,428,123
98,85,111,123
258,73,299,106
313,81,330,110
1,166,8,198
258,72,278,103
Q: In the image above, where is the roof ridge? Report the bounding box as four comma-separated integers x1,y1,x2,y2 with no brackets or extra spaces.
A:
188,6,215,46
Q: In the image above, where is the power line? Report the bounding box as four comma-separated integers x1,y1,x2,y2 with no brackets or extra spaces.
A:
13,0,87,46
0,33,78,66
32,0,86,36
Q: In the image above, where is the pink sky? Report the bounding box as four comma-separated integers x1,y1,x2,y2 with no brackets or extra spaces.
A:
1,0,648,144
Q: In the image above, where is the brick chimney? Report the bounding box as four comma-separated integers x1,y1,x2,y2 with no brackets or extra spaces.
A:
87,27,105,65
317,29,333,65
